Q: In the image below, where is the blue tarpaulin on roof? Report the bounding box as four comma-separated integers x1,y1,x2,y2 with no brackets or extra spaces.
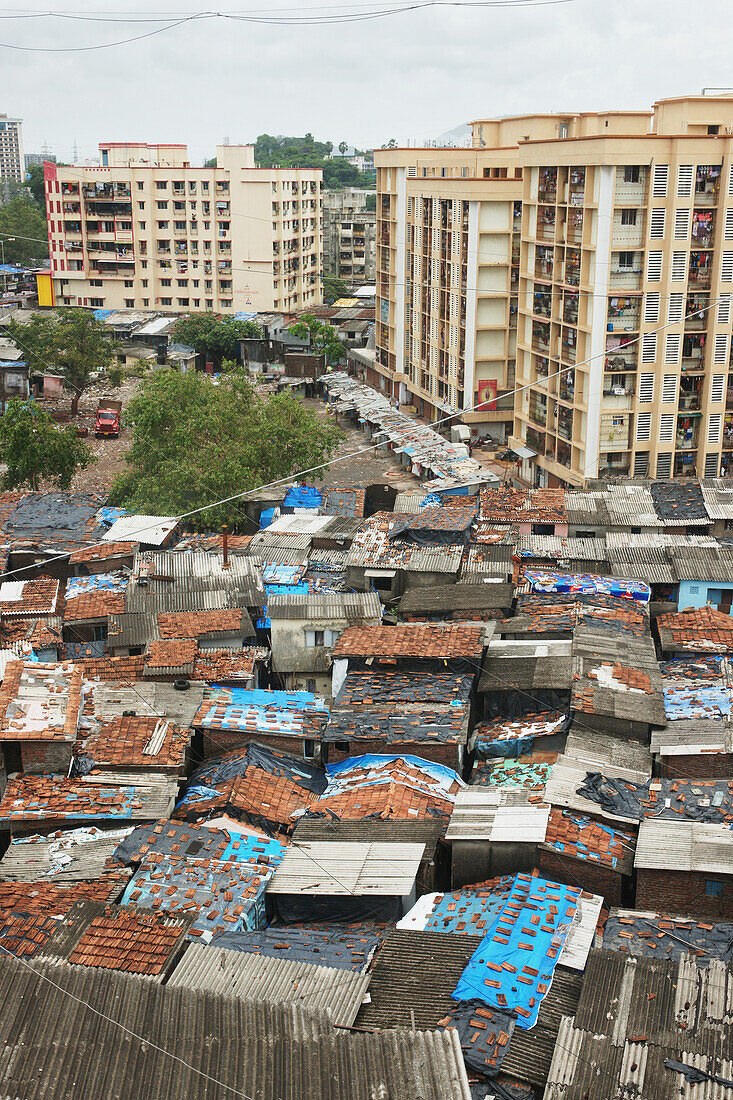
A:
282,486,323,511
523,569,651,604
259,507,277,529
93,309,114,321
0,264,24,275
97,506,130,526
453,873,582,1029
324,754,463,801
258,581,310,628
234,312,257,321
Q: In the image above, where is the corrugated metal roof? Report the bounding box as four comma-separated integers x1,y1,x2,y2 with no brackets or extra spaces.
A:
0,954,472,1100
606,545,675,584
604,484,663,528
399,581,513,613
564,491,610,527
267,841,425,895
355,929,482,1030
500,964,583,1088
268,591,382,621
0,825,134,884
635,819,733,872
519,535,608,561
669,544,733,583
168,944,371,1026
700,477,733,519
292,818,444,860
107,611,160,647
125,552,265,613
562,728,653,778
247,531,314,552
650,718,733,755
446,787,550,841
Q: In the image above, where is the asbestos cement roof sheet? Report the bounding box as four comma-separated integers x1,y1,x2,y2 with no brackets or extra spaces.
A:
268,591,382,622
700,477,733,519
446,787,550,842
634,819,733,873
125,552,265,613
168,944,371,1026
603,484,663,528
103,515,178,546
267,841,425,895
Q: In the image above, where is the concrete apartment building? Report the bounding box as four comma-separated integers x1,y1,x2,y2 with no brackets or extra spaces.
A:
0,115,23,182
44,143,323,314
375,96,733,481
323,189,377,285
512,96,733,486
373,120,562,440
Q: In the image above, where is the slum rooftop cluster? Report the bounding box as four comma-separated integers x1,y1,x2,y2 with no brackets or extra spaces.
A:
1,472,733,1099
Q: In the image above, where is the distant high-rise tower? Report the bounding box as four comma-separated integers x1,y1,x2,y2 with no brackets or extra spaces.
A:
0,115,24,181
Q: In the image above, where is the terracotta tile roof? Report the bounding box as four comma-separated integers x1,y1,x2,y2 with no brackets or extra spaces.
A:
544,808,636,871
69,905,187,975
0,577,60,617
511,593,647,637
657,605,733,653
0,880,123,914
69,542,138,564
332,623,484,659
0,909,59,956
145,638,198,671
81,716,190,769
0,776,146,822
227,767,317,831
80,655,146,682
157,609,247,639
0,660,83,741
480,487,566,525
311,781,453,821
588,663,653,693
64,590,125,622
191,648,266,683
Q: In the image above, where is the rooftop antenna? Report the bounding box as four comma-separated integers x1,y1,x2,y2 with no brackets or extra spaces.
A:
72,138,79,163
223,135,230,146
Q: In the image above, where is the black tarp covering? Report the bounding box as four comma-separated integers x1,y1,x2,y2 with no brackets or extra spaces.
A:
269,893,402,925
187,741,327,795
482,690,569,721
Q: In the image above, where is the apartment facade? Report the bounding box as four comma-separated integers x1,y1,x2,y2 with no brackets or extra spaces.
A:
323,189,377,284
513,97,733,487
374,121,566,440
0,115,23,182
44,143,323,314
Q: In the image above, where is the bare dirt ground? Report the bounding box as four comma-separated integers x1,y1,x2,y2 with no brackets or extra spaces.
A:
304,398,419,491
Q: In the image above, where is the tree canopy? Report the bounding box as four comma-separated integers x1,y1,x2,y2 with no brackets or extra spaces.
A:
253,134,375,190
365,192,377,212
172,314,249,368
108,367,344,528
0,197,48,265
0,399,95,491
288,314,345,365
322,275,350,304
7,308,117,414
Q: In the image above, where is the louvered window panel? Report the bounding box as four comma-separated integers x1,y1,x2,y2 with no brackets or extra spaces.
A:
644,293,660,323
668,293,684,323
652,164,669,197
664,334,681,364
634,451,650,476
722,252,733,283
662,373,677,402
646,251,663,280
641,333,657,363
677,164,694,198
659,414,675,442
729,164,733,197
407,166,417,178
638,372,655,401
649,209,666,239
725,210,733,241
656,452,672,478
674,209,691,240
718,295,731,324
708,414,722,444
635,414,652,442
714,334,728,363
711,373,725,402
671,252,687,281
705,453,720,477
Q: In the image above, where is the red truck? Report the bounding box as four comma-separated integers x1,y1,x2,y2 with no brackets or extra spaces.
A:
95,398,122,438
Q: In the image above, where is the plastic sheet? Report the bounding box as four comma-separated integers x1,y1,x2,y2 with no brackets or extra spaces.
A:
523,569,651,604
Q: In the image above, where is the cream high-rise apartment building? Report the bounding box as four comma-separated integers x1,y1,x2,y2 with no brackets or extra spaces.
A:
512,96,733,486
44,143,323,314
0,115,23,182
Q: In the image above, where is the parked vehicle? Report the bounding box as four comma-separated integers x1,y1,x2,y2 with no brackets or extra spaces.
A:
94,398,122,438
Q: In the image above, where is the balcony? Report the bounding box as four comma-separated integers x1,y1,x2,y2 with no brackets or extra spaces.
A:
607,300,640,333
83,183,130,200
693,166,721,206
688,253,712,289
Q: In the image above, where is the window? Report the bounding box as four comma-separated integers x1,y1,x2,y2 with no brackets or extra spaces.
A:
303,739,316,760
708,125,720,136
677,164,694,198
124,279,133,288
656,452,672,478
620,209,637,226
89,297,104,307
664,334,681,363
646,251,662,280
124,298,134,308
334,741,350,754
176,279,188,287
669,292,684,323
652,163,669,197
89,279,103,287
155,181,167,190
641,334,657,363
662,374,677,402
305,679,316,694
649,209,665,239
137,182,144,191
624,166,640,183
175,221,186,230
671,251,687,281
619,251,636,269
160,297,172,305
644,292,660,323
714,334,728,363
722,252,733,282
711,374,725,402
718,295,732,324
705,880,723,897
138,221,146,230
138,202,145,210
638,373,655,402
142,279,148,288
708,413,722,444
177,298,189,306
612,416,624,427
636,414,651,441
674,209,691,239
143,298,149,307
161,278,171,287
659,414,674,442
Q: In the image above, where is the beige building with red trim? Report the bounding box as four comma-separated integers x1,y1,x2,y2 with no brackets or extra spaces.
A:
44,143,323,315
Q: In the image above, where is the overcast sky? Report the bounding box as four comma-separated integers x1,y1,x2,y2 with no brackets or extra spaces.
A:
5,0,733,165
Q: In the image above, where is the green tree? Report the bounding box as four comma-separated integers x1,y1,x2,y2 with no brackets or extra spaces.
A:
7,308,117,415
239,319,264,339
322,275,350,303
0,398,95,491
365,192,377,212
0,198,48,265
109,367,343,528
172,314,248,368
204,157,217,168
26,164,47,209
288,314,345,365
338,141,348,155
